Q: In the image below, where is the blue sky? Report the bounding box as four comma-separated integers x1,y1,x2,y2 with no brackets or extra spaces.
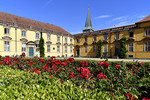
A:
0,0,150,34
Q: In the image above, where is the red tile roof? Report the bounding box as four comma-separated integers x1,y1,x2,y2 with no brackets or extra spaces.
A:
136,15,150,23
0,12,71,35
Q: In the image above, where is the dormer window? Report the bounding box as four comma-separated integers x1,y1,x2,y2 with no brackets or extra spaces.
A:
129,32,134,37
145,30,150,36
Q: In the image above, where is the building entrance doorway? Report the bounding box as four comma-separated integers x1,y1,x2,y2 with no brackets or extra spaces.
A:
76,49,80,57
29,47,34,57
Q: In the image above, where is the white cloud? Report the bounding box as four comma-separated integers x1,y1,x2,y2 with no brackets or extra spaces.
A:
111,16,127,22
43,0,53,7
95,15,112,19
114,21,133,27
138,15,146,18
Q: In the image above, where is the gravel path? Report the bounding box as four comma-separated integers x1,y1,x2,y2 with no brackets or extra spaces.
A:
73,57,150,62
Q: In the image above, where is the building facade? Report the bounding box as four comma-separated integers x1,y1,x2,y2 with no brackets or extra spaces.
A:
74,10,150,58
0,12,74,57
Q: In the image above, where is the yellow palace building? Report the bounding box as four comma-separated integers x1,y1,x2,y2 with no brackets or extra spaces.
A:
74,10,150,59
0,12,74,57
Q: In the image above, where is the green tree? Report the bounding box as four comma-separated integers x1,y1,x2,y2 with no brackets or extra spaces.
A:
39,32,45,57
97,40,102,58
119,37,127,58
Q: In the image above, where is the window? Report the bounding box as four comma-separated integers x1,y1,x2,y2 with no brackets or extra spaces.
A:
128,55,133,58
65,38,67,43
103,45,107,53
57,46,60,53
47,45,50,52
85,46,87,53
4,41,10,51
93,45,96,53
4,28,9,34
128,43,133,52
93,37,97,41
85,38,87,42
47,35,50,40
70,39,72,43
145,30,150,36
36,44,39,52
115,34,119,39
57,37,60,42
36,33,39,38
22,31,26,37
77,39,79,43
104,35,107,40
70,46,73,53
129,32,134,37
65,46,67,53
145,42,150,52
22,43,26,52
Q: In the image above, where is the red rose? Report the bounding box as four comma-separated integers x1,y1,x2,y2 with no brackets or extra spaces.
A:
142,98,150,100
97,61,109,68
76,67,83,72
97,73,107,79
139,62,144,66
69,73,74,78
115,65,119,69
125,93,132,99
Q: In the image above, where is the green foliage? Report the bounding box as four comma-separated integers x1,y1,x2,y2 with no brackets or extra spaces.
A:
39,32,45,57
97,40,102,58
0,66,124,100
119,37,127,58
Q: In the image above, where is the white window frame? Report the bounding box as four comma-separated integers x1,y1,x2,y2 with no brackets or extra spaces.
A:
85,46,87,53
70,39,72,43
128,43,133,52
47,35,50,40
145,42,150,52
104,35,107,40
115,34,119,39
22,43,26,52
57,37,60,42
65,46,67,53
145,30,150,36
93,37,97,41
4,41,10,51
77,39,79,43
103,45,107,53
22,31,26,37
65,38,67,43
70,46,73,53
57,46,60,53
36,33,39,39
129,32,134,37
85,38,87,42
4,28,10,35
47,45,50,52
93,45,96,53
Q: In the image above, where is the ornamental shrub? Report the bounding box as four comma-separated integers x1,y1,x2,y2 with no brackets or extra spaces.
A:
39,32,45,57
97,40,102,58
119,37,127,58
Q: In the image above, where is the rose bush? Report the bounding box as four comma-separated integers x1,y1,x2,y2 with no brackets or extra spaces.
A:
0,54,149,99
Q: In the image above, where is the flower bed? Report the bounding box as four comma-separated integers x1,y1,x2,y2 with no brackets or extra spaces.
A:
0,54,150,100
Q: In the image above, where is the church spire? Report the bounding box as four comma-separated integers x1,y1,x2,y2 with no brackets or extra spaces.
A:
83,9,94,33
